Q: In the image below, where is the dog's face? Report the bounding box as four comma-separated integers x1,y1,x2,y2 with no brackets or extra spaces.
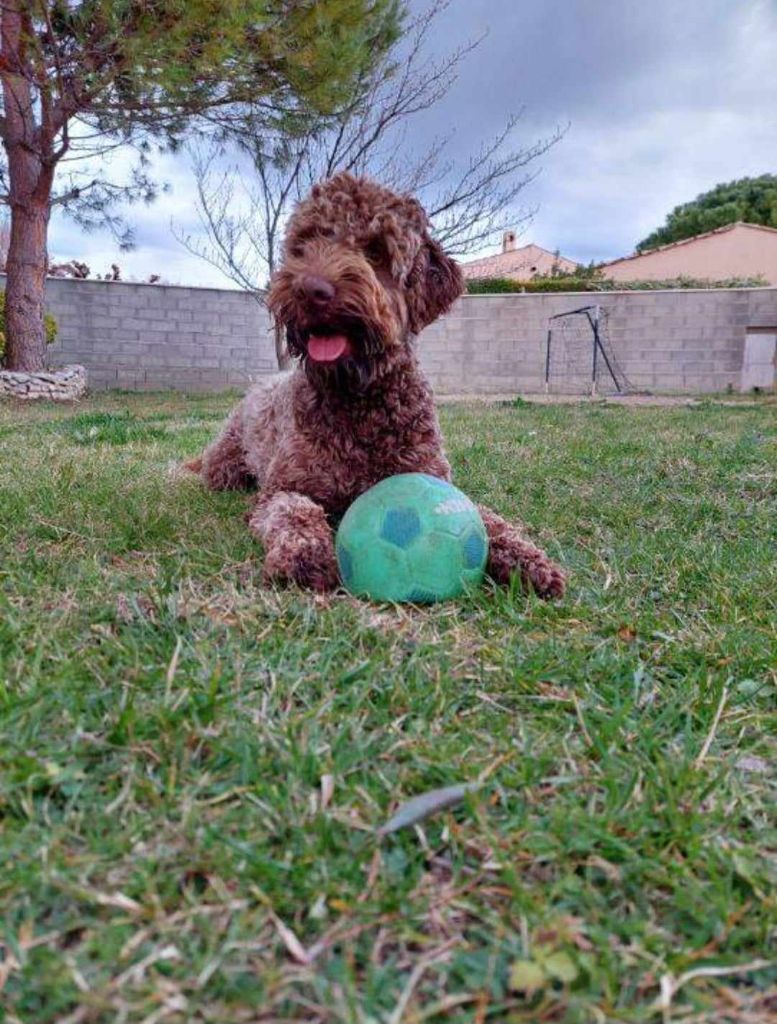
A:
267,172,463,392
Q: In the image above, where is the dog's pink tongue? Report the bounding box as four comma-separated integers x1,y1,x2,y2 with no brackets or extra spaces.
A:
307,334,351,363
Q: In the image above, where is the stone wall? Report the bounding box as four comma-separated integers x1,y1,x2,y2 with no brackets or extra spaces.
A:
19,275,777,394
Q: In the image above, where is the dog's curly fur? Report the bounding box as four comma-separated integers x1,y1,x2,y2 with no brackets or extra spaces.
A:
192,172,565,598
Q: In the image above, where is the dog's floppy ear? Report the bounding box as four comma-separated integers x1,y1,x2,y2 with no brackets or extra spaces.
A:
406,235,464,334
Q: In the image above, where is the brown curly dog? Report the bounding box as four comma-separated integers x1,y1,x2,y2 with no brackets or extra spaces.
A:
190,172,565,598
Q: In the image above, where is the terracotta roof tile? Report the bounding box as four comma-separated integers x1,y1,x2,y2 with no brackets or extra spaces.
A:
460,243,578,279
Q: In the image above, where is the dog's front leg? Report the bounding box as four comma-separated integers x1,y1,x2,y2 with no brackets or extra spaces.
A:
477,505,566,600
248,491,339,593
190,404,255,491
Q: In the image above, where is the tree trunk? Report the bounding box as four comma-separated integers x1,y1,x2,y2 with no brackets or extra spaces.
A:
1,0,57,372
266,251,290,370
274,321,291,370
4,180,51,372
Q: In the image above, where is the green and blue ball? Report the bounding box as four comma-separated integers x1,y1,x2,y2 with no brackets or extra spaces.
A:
335,473,488,603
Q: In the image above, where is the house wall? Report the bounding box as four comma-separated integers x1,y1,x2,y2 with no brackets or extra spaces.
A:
23,276,777,395
603,225,777,285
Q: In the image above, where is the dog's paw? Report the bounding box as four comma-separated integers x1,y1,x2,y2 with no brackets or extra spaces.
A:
488,543,566,600
525,556,566,600
262,539,340,593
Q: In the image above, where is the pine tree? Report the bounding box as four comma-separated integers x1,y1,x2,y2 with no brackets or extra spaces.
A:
637,174,777,253
0,0,401,370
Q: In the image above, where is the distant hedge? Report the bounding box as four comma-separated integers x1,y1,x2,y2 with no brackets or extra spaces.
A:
465,275,768,294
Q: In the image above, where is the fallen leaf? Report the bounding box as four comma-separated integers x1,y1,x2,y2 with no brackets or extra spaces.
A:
93,890,143,914
541,950,579,983
271,913,310,965
115,593,131,622
135,595,156,621
308,894,328,921
617,625,637,642
377,783,480,836
536,681,573,701
586,854,622,882
509,959,546,994
90,623,116,638
736,755,769,774
320,774,335,810
736,679,762,697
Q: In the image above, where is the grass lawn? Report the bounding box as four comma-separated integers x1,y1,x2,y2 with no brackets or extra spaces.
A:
0,391,775,1024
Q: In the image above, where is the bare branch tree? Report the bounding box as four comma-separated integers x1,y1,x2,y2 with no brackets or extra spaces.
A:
173,140,311,367
426,115,565,254
180,0,567,366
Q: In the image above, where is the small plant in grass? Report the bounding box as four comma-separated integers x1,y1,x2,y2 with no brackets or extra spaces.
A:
502,395,532,408
59,410,166,445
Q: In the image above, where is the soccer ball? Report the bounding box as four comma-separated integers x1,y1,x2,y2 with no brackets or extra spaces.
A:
335,473,488,603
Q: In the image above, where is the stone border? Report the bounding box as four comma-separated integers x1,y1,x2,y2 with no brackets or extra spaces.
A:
0,364,87,401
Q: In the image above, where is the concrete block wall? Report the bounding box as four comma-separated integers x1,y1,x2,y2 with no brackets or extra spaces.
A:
747,287,777,329
418,289,777,394
36,277,277,392
11,275,776,394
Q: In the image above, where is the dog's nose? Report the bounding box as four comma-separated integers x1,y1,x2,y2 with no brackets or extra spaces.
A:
300,274,335,305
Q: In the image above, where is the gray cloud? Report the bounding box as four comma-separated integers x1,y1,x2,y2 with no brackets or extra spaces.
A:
48,0,777,283
411,0,777,261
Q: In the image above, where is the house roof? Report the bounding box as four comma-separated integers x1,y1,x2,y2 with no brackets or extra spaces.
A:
460,242,579,279
602,221,777,267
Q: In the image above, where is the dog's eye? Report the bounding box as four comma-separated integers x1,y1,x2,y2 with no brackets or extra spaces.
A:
364,237,385,265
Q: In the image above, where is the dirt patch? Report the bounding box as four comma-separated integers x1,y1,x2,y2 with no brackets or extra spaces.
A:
438,392,701,407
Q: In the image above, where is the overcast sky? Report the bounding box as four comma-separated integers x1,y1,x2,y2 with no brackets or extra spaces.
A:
47,0,777,286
